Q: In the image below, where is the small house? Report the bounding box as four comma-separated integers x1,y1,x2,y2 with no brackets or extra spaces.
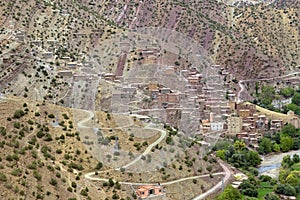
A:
136,185,163,199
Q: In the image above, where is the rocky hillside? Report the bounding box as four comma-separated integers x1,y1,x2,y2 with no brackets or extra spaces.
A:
85,0,299,79
0,0,299,88
0,98,102,199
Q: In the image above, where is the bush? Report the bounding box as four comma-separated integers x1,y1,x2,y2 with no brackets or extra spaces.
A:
33,170,42,181
217,185,242,200
0,173,7,182
14,122,21,129
248,167,258,176
275,184,296,196
95,162,103,170
62,113,69,120
259,175,272,182
264,193,280,200
112,193,119,199
11,168,22,176
241,188,258,197
6,155,13,161
36,130,45,138
0,127,6,136
67,187,73,192
49,178,57,186
13,110,25,119
48,114,55,118
71,182,77,188
56,149,62,154
80,188,88,196
109,178,114,187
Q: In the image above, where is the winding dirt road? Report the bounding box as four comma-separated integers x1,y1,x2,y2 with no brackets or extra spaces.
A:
237,71,300,103
76,109,233,199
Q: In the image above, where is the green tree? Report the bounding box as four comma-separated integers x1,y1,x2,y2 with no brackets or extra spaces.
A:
281,124,296,137
281,155,293,168
258,138,273,154
279,168,290,183
264,193,280,200
95,162,103,170
280,87,294,98
49,178,57,186
260,86,275,105
285,171,300,187
13,109,25,119
285,104,300,115
246,151,261,167
292,154,300,163
108,178,114,187
80,188,88,196
233,140,246,152
292,92,300,106
217,185,242,200
241,188,258,197
216,150,226,160
259,175,272,182
0,173,7,182
275,184,296,196
272,143,280,153
280,136,294,152
71,182,77,188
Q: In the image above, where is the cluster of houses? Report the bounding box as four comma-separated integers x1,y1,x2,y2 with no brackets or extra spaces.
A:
92,54,300,149
12,36,300,148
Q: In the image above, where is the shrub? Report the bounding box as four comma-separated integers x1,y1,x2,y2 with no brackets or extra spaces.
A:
33,170,42,181
0,173,7,182
259,175,272,182
48,114,55,118
13,110,25,119
80,189,88,196
95,162,103,170
275,184,296,196
67,187,73,192
71,182,77,188
241,188,258,197
0,127,6,136
62,113,69,120
56,149,62,154
49,178,57,186
265,193,280,200
112,193,119,199
11,168,22,176
14,122,21,129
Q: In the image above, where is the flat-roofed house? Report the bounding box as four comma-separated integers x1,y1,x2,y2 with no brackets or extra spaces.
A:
136,185,163,199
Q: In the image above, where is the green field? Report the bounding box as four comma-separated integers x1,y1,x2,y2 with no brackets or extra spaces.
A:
257,182,273,200
292,163,300,171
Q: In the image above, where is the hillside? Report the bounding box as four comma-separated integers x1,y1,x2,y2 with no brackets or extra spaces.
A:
0,97,108,199
81,0,299,79
0,0,299,199
0,0,299,98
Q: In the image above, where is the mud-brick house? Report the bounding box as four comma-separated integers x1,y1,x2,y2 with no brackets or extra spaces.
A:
136,185,163,199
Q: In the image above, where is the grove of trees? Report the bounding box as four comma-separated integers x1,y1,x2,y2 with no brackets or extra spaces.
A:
258,124,300,154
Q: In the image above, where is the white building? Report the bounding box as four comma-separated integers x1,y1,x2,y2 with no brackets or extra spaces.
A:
210,122,224,131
